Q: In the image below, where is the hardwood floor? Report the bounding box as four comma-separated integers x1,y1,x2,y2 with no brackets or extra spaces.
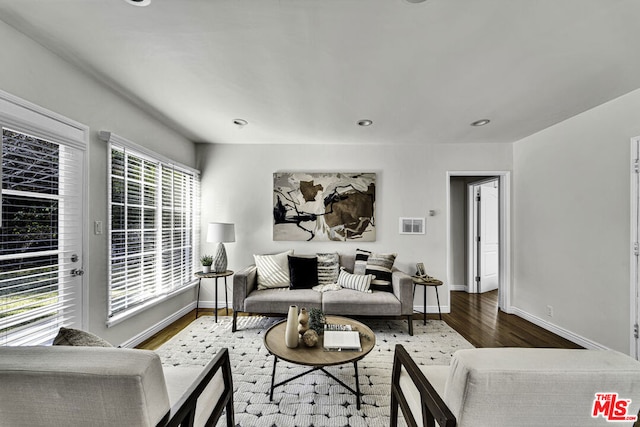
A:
137,290,581,350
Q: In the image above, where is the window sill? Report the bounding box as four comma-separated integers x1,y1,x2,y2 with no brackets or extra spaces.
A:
106,280,197,328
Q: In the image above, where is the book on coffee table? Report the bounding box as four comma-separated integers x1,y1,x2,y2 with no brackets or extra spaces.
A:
323,327,362,352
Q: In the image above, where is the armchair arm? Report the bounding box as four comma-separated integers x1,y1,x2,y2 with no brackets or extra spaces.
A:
162,348,234,427
391,344,456,427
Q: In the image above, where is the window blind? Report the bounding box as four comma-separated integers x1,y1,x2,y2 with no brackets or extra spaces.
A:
107,136,199,323
0,128,84,346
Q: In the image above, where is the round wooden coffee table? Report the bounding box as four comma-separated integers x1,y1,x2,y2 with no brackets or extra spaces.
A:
264,315,375,409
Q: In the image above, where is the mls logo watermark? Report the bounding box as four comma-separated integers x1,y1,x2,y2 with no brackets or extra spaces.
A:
592,393,637,422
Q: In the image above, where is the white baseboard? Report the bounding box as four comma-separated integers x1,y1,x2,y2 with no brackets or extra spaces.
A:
510,307,608,350
449,284,467,292
119,302,197,348
413,304,449,315
197,300,232,310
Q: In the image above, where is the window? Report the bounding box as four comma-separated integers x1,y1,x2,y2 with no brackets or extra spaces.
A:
106,133,199,324
0,90,87,346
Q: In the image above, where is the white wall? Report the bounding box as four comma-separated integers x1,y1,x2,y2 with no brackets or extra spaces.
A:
197,142,512,313
513,88,640,353
0,21,198,346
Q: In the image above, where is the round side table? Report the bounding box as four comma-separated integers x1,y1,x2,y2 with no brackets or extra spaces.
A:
194,270,233,322
411,276,443,326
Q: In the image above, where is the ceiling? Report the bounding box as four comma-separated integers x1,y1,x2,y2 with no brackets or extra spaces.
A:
1,0,639,145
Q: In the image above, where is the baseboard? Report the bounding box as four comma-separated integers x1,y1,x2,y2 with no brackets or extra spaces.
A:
449,284,467,292
197,300,232,310
413,304,449,315
119,302,196,348
510,307,608,350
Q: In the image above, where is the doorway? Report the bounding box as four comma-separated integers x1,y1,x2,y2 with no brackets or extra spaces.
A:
447,171,511,313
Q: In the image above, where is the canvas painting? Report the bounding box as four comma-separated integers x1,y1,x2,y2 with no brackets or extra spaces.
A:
273,172,376,241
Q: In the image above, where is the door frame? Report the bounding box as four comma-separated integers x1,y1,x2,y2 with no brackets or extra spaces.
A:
630,137,640,359
446,171,512,313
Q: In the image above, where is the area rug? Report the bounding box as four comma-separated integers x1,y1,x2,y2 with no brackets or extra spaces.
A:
156,316,474,427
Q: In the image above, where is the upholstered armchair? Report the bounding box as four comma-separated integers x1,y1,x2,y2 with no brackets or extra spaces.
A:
0,346,234,427
391,344,640,427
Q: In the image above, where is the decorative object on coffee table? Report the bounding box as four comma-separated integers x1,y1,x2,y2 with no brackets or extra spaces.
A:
285,305,299,348
206,222,235,273
302,329,318,347
308,308,325,335
298,307,309,336
200,254,213,274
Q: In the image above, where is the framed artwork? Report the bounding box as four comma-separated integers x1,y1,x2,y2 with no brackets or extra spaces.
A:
416,262,426,277
399,217,425,234
273,172,376,241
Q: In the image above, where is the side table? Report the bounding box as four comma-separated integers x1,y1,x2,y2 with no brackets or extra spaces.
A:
194,270,233,322
411,275,443,326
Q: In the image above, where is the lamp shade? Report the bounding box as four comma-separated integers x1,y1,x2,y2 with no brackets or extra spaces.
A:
206,222,235,243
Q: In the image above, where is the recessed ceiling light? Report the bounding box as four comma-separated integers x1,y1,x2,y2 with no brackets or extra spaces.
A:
125,0,151,6
233,119,248,127
357,119,373,127
470,119,491,127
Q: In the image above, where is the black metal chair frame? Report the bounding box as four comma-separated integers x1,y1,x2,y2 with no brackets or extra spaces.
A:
390,344,456,427
161,348,234,427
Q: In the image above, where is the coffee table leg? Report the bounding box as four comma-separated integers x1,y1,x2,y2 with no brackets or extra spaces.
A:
270,356,278,401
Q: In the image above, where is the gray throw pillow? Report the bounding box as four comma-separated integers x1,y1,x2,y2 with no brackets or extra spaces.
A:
53,327,113,347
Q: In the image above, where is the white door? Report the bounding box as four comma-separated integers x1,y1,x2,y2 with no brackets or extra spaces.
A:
633,137,640,359
468,179,500,293
0,124,86,345
479,182,499,293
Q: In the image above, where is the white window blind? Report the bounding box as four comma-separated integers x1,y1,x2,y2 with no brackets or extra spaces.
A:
106,133,199,324
0,128,84,346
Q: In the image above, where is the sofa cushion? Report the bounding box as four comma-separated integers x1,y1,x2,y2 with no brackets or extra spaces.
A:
288,255,318,289
337,267,373,293
353,248,370,274
322,288,401,316
254,249,294,290
53,327,113,347
245,288,322,313
365,252,397,292
316,252,340,285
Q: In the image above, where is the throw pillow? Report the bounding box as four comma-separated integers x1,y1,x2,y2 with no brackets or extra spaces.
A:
353,248,371,275
316,252,339,285
255,249,294,290
337,267,373,293
365,252,397,292
288,255,319,289
53,327,113,347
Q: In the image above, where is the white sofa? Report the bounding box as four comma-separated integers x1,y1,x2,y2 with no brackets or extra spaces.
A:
391,344,640,427
0,345,234,427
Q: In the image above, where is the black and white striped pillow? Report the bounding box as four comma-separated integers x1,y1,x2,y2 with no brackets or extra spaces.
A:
365,252,397,292
337,267,373,293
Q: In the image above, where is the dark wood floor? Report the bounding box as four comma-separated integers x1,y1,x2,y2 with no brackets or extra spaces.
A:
137,290,581,350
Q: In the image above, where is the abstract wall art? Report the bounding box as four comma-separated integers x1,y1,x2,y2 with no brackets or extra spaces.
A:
273,172,376,241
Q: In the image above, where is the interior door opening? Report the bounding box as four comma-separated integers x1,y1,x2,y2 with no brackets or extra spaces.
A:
447,171,510,314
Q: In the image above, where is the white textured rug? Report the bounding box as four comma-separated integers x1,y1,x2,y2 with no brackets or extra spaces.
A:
156,316,473,427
